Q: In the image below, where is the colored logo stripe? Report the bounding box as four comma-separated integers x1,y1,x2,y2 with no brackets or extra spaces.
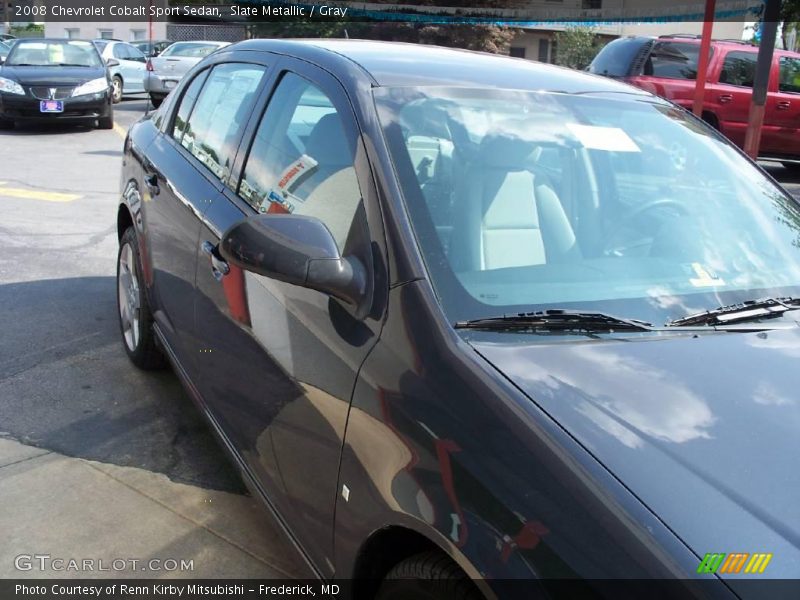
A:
698,552,773,574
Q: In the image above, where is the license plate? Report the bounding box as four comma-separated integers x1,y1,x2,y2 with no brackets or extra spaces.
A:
40,100,63,113
164,80,177,90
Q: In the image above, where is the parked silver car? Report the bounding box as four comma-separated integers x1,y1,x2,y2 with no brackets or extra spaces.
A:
143,40,229,107
93,40,148,103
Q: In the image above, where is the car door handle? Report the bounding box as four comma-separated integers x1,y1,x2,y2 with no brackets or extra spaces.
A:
777,101,791,110
144,172,159,196
202,241,230,281
718,94,733,104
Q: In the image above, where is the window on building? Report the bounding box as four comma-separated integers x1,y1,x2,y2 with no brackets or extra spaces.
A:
131,30,146,41
509,47,526,59
98,30,114,40
538,39,550,63
65,28,80,40
582,0,602,8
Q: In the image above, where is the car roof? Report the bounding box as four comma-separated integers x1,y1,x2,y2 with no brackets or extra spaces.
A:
230,38,649,94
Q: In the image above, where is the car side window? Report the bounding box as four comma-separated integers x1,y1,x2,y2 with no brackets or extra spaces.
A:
647,42,709,80
172,70,208,141
779,57,800,94
719,51,757,88
238,72,363,251
129,46,146,63
178,63,266,183
112,44,126,60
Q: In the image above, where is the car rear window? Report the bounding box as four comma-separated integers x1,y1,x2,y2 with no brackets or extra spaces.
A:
588,37,653,77
161,43,221,58
645,41,712,80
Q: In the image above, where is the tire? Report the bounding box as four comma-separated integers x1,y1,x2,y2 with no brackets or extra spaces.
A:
98,108,114,130
111,75,123,104
149,94,163,109
116,227,167,370
376,552,482,600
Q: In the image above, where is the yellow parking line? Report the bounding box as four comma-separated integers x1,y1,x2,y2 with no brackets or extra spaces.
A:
113,124,127,139
0,185,79,203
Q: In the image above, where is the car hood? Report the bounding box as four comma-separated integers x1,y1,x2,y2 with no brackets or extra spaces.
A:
0,66,105,86
469,327,800,579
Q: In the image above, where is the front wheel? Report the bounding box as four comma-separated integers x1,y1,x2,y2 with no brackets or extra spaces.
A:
376,552,482,600
117,227,167,370
98,109,114,130
111,76,123,104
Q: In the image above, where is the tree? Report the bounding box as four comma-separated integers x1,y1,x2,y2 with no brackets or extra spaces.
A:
250,21,517,55
552,25,602,71
780,0,800,50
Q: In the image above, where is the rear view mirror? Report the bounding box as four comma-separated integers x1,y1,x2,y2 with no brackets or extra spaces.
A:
220,214,369,314
106,58,120,67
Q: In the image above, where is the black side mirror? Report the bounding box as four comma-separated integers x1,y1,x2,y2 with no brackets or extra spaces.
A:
106,58,120,67
220,214,370,315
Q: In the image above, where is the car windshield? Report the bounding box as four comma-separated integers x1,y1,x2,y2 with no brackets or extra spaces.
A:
6,40,102,67
375,86,800,326
160,42,221,58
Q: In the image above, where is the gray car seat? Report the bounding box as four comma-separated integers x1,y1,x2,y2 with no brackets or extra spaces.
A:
449,135,580,272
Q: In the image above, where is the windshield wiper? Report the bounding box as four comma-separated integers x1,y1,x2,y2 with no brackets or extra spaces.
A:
665,297,800,327
455,309,653,333
56,63,89,67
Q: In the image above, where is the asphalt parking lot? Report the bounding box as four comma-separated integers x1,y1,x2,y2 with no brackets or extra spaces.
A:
0,97,309,579
1,97,799,580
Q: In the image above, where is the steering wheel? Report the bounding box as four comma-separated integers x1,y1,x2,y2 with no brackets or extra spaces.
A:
604,198,690,257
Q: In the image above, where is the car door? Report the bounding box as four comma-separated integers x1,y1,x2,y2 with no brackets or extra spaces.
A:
113,43,145,93
193,58,386,576
763,55,800,155
709,49,757,147
125,44,148,91
140,69,214,366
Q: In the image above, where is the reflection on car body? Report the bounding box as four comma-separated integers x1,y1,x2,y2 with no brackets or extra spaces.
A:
116,39,800,598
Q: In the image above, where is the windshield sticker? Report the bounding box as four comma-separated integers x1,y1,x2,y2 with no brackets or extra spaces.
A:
689,262,726,287
566,123,641,153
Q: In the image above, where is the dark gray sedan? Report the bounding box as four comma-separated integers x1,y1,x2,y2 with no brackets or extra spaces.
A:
116,39,800,598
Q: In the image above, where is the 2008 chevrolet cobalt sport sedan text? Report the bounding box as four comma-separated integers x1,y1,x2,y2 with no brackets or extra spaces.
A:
116,39,800,598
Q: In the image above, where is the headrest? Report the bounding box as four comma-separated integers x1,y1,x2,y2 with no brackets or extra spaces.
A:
475,134,536,170
305,113,352,168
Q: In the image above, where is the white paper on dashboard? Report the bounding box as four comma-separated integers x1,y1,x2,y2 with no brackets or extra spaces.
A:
566,123,641,153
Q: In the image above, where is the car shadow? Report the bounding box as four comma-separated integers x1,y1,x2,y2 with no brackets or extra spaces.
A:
0,122,98,136
0,275,246,494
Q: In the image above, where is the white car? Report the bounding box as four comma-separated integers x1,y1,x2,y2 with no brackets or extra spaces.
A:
93,40,147,103
144,41,229,107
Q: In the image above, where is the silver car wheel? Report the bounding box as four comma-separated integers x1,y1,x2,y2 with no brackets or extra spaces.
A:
118,242,141,351
112,77,123,103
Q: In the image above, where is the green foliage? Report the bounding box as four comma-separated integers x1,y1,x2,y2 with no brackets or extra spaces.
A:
553,26,603,71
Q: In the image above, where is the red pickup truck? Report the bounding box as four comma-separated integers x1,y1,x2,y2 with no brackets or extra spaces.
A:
589,35,800,167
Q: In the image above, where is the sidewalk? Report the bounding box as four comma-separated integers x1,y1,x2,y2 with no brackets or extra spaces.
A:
0,437,308,579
